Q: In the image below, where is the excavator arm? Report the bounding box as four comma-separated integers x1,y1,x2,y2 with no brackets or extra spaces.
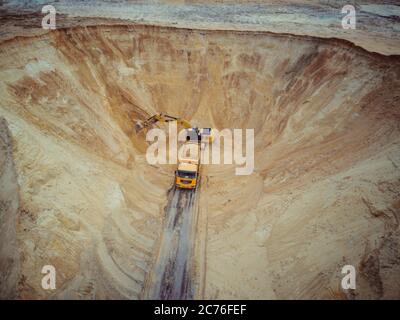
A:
135,113,192,132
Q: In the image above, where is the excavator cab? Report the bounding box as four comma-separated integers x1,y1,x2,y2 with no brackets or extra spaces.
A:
199,127,214,143
186,127,214,144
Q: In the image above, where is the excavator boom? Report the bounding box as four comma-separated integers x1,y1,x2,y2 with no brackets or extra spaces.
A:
134,113,192,133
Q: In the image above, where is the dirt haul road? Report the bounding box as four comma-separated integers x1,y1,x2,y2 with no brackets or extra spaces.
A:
146,186,199,300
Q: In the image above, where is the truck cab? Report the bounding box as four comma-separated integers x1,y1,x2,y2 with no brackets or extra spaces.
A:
175,141,200,189
175,162,198,189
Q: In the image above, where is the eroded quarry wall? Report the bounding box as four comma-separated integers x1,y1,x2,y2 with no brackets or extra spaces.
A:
0,118,20,299
0,24,399,299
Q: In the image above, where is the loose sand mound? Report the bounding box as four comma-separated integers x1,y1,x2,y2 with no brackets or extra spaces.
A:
0,25,399,299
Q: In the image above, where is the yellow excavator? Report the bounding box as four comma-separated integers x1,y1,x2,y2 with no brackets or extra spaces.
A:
135,113,213,189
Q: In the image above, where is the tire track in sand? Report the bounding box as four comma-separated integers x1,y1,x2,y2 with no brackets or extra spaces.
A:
148,186,198,299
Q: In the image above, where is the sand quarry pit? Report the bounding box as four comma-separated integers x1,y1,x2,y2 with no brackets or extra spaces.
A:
0,24,400,299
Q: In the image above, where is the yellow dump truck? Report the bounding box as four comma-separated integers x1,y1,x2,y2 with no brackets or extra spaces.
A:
175,140,200,189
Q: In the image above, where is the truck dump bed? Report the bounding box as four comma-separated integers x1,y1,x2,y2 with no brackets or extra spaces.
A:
178,141,200,164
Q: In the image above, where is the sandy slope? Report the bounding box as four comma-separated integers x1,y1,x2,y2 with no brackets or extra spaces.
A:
0,119,20,299
0,3,399,299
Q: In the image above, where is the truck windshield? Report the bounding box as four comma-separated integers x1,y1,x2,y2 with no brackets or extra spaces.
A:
177,170,196,179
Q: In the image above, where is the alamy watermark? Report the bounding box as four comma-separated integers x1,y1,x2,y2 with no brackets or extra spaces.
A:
341,264,356,290
41,5,56,30
342,5,356,29
41,265,56,290
145,122,254,176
